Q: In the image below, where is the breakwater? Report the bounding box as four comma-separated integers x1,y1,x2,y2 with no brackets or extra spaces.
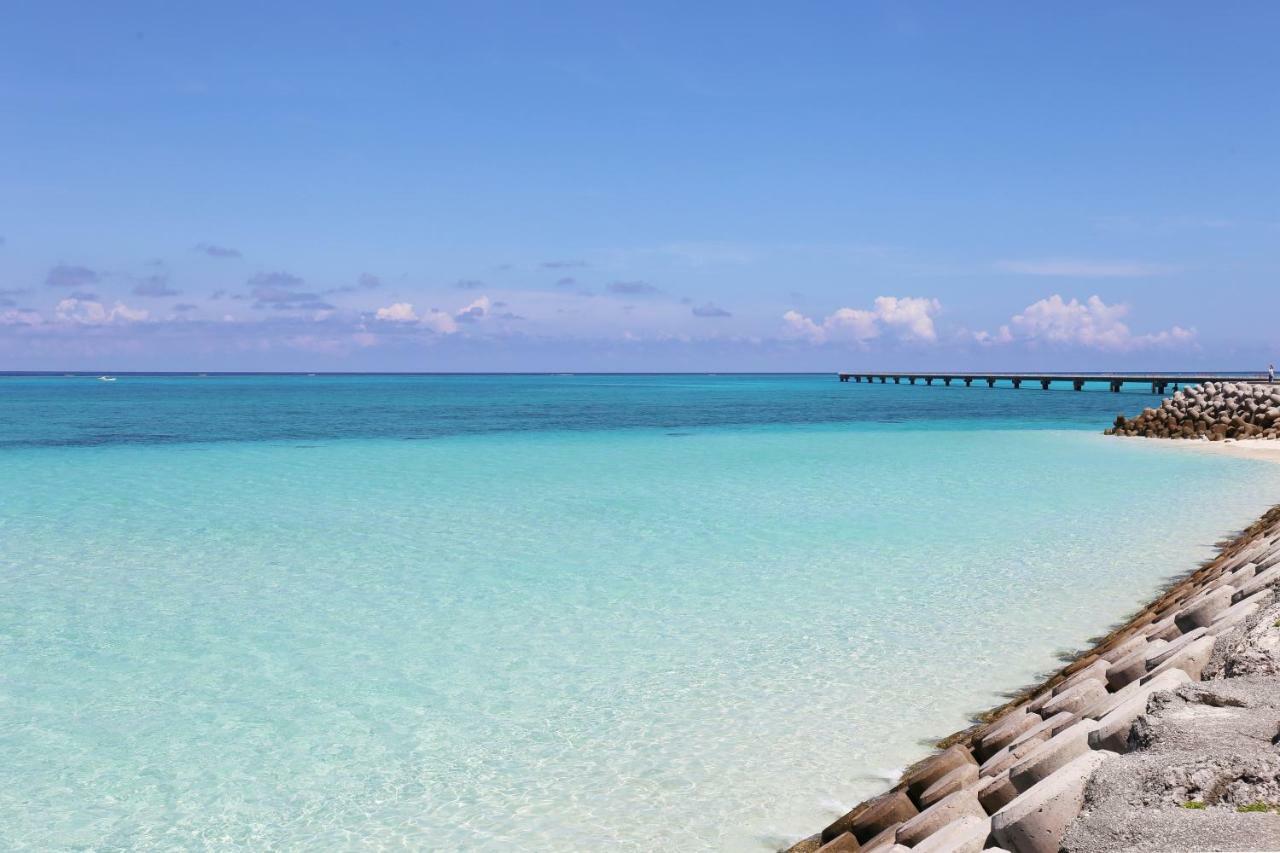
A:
785,505,1280,852
1107,380,1280,440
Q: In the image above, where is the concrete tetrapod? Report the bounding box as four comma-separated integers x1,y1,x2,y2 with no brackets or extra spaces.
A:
918,762,979,808
1144,627,1208,670
976,710,1042,761
1233,563,1280,602
978,769,1020,814
1173,586,1236,632
894,789,986,847
1097,634,1146,664
1051,659,1110,696
1141,635,1217,684
856,823,901,853
980,736,1050,780
1107,640,1168,690
1208,596,1266,636
1007,719,1101,793
900,744,977,801
815,832,861,852
1078,675,1145,721
1038,679,1107,718
1088,668,1191,752
990,749,1117,853
910,813,990,853
821,790,917,844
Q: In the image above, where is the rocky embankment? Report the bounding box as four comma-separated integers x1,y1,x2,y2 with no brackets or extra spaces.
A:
785,507,1280,853
1106,381,1280,440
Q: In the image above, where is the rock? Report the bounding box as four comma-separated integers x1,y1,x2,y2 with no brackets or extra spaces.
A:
901,744,977,801
1088,668,1191,752
919,762,979,808
1142,635,1217,684
824,790,918,844
895,789,986,847
910,814,990,853
990,750,1116,853
1039,679,1107,717
1008,718,1100,792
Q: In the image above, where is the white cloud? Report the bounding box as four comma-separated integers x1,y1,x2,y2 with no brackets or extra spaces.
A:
54,298,149,325
373,300,465,334
454,296,490,324
994,258,1176,278
421,310,458,335
0,308,42,326
976,294,1195,350
873,296,941,342
782,296,940,344
375,302,418,322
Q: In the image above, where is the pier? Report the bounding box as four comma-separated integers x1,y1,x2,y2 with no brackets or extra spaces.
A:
836,372,1269,394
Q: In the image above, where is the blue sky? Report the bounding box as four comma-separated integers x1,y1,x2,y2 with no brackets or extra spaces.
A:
1,1,1277,371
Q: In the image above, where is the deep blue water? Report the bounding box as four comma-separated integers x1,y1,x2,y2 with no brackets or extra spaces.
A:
1,373,1172,448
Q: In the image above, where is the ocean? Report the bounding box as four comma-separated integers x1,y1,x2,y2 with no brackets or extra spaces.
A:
3,374,1278,850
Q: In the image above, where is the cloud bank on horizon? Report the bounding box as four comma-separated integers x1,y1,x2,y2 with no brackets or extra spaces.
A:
0,3,1276,370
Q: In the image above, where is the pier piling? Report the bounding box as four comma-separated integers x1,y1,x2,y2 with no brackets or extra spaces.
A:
837,372,1267,393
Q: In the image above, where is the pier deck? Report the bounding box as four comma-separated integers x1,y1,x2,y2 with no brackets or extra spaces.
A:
836,372,1269,393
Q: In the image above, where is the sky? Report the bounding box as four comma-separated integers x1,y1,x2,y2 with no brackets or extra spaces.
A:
1,1,1277,372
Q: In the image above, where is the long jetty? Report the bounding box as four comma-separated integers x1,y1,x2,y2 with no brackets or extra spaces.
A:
837,372,1268,394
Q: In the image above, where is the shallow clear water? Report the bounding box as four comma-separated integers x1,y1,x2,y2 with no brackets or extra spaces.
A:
2,375,1278,850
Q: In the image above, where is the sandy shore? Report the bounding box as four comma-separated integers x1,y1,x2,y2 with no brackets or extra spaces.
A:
1130,436,1280,465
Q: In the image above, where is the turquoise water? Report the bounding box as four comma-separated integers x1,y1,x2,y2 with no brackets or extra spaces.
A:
3,375,1279,851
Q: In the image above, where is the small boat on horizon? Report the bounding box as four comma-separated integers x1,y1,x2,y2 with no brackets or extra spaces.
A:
97,375,116,382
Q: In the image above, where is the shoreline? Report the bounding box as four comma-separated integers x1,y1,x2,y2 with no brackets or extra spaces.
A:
1125,435,1280,466
786,488,1280,851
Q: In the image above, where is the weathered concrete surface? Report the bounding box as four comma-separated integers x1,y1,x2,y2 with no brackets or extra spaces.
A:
814,831,861,852
910,813,989,853
894,789,985,846
821,789,916,844
978,769,1020,814
1008,719,1101,791
1039,678,1107,718
1062,677,1280,852
918,762,979,808
976,710,1042,761
991,750,1117,853
1088,669,1191,752
900,744,976,801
